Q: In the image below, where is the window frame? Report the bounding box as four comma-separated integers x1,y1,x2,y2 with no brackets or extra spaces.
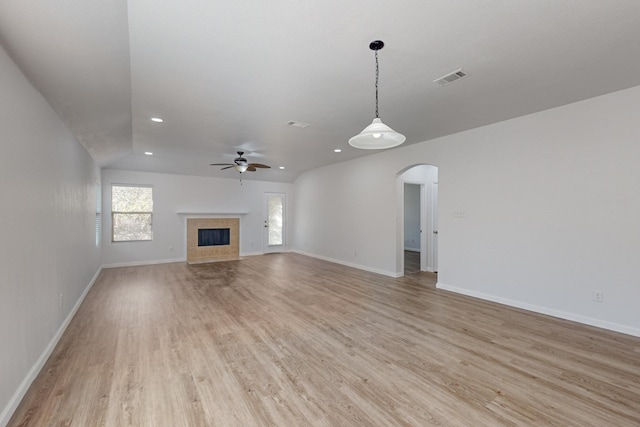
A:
111,184,154,242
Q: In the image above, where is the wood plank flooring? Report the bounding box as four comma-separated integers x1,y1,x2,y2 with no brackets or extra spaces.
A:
9,253,640,426
404,250,420,274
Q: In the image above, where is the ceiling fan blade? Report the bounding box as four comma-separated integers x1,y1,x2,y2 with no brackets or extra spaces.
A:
210,163,234,166
246,166,257,172
220,165,234,170
248,163,271,169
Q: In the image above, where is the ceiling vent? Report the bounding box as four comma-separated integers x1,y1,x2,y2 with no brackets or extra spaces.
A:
285,120,310,128
433,69,468,86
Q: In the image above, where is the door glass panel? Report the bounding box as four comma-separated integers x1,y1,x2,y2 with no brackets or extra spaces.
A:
268,195,283,245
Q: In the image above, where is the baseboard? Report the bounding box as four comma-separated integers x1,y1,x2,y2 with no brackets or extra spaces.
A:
101,257,185,269
436,282,640,338
293,250,401,278
0,266,103,427
102,253,288,269
240,251,264,257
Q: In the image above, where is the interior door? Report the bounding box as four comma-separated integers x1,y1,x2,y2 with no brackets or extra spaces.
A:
432,182,438,272
420,183,427,271
263,192,285,253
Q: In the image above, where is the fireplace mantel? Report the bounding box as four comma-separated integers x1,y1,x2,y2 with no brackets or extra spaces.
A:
177,211,248,216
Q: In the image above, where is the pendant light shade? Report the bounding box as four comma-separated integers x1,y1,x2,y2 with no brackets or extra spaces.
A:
349,40,405,150
348,118,406,149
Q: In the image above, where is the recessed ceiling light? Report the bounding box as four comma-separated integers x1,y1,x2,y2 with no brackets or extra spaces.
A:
279,166,285,170
144,152,153,156
151,117,163,123
334,149,342,153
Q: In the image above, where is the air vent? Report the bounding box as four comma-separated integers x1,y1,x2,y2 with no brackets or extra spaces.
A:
433,69,468,86
285,120,310,128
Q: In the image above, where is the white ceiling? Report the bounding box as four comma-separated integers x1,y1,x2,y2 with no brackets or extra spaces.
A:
2,1,640,183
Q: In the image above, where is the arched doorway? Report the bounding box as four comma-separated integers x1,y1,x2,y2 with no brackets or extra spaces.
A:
397,164,438,276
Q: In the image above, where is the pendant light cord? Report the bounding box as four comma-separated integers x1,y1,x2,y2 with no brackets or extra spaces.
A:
375,49,379,118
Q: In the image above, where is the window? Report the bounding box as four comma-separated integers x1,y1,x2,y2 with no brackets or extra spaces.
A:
95,180,101,246
111,184,153,242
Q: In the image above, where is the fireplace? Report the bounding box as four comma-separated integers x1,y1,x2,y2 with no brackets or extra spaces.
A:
187,218,239,263
198,228,230,247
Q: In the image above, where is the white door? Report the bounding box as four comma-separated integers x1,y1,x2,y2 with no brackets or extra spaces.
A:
432,182,438,272
263,193,285,253
420,184,427,271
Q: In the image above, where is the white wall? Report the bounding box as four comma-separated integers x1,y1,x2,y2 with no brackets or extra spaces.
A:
101,169,294,267
293,155,401,276
0,46,101,425
293,85,640,336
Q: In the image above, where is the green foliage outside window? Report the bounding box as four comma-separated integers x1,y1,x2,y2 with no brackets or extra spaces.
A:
112,185,153,242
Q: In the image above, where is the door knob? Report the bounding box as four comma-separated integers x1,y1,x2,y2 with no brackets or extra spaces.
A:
433,231,438,234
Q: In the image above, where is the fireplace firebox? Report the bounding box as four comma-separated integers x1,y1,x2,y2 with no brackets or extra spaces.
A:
198,228,230,246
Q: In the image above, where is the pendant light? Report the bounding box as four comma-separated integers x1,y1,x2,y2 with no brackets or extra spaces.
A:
349,40,405,150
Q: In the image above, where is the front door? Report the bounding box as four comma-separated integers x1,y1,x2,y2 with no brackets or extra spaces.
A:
263,192,285,253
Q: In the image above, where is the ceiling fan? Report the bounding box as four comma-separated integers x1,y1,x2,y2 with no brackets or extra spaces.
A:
210,151,271,173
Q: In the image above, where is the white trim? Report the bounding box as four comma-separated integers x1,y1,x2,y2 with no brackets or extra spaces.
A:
240,251,264,257
102,254,271,269
436,282,640,338
176,212,248,216
102,258,185,269
102,252,404,279
0,267,103,427
293,250,401,278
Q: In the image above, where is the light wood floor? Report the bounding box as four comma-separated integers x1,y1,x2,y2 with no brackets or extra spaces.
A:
404,250,420,274
9,253,640,426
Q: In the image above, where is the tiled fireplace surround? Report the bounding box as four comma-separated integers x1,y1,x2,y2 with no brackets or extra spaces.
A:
186,218,239,264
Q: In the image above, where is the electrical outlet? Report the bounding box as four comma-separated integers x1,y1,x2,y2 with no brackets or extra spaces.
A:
169,246,173,252
59,293,63,308
593,291,604,302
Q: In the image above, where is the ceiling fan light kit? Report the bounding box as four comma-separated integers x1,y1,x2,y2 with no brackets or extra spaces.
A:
210,151,271,174
349,40,406,150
